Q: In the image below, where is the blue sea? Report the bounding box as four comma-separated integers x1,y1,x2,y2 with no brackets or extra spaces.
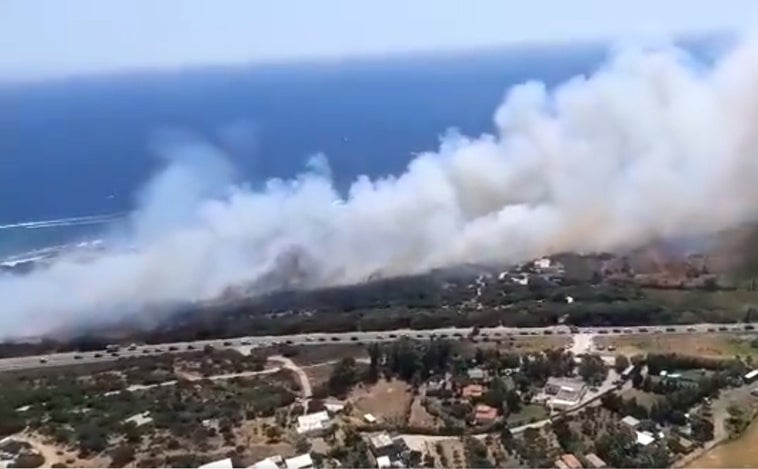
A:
0,38,724,260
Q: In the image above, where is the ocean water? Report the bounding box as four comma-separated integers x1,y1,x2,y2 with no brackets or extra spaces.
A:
0,39,718,260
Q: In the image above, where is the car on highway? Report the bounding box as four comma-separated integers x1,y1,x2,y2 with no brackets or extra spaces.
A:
389,334,397,339
598,330,608,334
186,344,195,350
155,347,164,352
686,327,696,332
439,334,449,338
746,325,755,331
94,353,102,358
73,354,83,360
718,326,728,332
110,352,119,357
168,345,178,351
666,327,676,332
222,341,232,346
39,357,47,363
623,329,633,334
350,337,358,341
612,329,621,333
241,339,251,345
543,330,553,335
331,337,340,342
707,328,715,332
305,337,314,342
317,337,326,342
638,328,648,333
142,349,150,354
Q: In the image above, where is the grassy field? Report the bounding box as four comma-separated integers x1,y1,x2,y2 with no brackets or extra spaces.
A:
466,336,570,353
349,378,413,425
595,333,758,359
619,388,663,409
507,404,548,426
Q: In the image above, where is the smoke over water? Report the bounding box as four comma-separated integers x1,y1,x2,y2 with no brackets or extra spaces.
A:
6,35,758,338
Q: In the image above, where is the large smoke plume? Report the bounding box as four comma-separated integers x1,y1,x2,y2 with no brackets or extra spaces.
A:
5,35,758,338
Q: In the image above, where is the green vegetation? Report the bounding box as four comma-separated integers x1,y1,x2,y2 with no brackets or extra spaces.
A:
0,351,294,463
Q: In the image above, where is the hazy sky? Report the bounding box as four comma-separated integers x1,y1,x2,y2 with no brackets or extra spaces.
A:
1,0,756,81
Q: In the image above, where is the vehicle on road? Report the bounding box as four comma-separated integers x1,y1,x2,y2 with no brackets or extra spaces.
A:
222,341,232,346
110,352,119,357
127,343,137,351
350,337,358,341
241,340,251,345
142,349,150,354
168,345,178,351
74,354,83,360
186,344,195,350
718,326,728,332
106,344,120,353
638,328,648,333
746,325,755,330
331,337,340,342
686,327,696,332
94,353,102,358
39,358,47,363
317,337,326,342
666,327,676,332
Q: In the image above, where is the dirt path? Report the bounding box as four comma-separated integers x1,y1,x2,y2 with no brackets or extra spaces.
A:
570,333,595,355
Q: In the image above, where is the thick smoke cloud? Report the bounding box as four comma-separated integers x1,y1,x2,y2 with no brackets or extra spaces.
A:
5,36,758,338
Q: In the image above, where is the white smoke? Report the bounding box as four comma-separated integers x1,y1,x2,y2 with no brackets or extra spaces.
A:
5,35,758,338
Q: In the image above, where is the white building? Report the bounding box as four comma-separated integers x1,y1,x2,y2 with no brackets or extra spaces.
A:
199,458,234,469
249,458,280,469
297,411,332,436
621,416,640,429
285,454,313,469
636,431,655,446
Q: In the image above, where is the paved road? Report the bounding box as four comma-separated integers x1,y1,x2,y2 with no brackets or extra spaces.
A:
1,322,756,373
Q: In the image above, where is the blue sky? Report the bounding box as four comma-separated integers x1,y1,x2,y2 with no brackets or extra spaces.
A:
1,0,756,81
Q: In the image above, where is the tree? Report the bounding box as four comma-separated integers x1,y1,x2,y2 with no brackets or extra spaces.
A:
614,355,630,374
366,344,381,383
328,357,358,397
109,445,135,468
578,354,607,386
691,417,714,443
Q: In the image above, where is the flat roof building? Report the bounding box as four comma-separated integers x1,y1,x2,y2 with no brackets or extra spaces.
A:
285,454,313,469
621,415,640,428
461,384,484,399
560,454,583,469
200,458,234,469
584,453,607,468
474,404,498,424
544,377,587,409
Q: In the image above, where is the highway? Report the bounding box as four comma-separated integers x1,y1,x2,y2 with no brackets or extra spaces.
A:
0,322,756,373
